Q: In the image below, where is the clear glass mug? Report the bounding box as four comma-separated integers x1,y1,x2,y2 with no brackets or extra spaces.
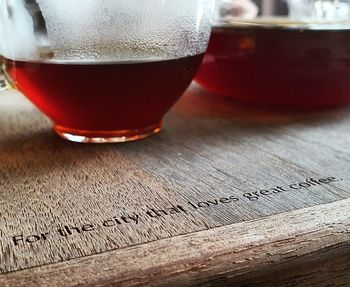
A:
0,0,213,143
195,0,350,108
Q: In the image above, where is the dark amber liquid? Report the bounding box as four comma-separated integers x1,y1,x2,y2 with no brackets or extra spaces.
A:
195,25,350,107
5,54,203,130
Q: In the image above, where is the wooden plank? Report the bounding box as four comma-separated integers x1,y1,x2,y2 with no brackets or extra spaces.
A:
0,85,350,285
1,198,349,286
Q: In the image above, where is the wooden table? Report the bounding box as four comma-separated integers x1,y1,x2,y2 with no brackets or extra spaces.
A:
0,86,350,286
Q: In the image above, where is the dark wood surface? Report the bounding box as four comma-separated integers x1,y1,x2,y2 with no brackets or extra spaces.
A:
0,85,350,286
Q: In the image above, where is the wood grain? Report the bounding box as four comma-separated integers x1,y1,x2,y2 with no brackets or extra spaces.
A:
0,85,350,285
1,197,349,287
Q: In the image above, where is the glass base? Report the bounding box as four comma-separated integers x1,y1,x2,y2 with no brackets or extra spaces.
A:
55,122,162,144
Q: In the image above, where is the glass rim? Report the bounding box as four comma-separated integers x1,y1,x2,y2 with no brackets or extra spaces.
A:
212,18,350,30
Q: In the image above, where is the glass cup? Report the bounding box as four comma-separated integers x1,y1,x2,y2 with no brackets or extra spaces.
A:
0,0,213,143
195,0,350,108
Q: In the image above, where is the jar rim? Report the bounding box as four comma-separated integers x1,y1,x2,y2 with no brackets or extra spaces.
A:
213,18,350,30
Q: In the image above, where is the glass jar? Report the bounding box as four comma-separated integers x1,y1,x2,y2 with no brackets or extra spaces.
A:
195,0,350,108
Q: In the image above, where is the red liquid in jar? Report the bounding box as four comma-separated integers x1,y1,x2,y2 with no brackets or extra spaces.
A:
195,24,350,107
5,54,203,131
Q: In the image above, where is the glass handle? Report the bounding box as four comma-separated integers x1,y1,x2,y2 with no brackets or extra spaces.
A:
0,68,8,92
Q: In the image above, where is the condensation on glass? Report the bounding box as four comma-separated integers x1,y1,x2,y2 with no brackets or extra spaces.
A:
0,0,213,143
